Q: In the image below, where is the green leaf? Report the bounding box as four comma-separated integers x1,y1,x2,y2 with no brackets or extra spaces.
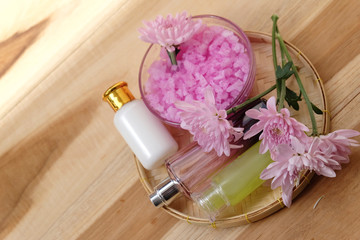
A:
275,62,294,80
286,87,301,101
285,87,302,111
285,97,300,110
311,102,323,115
275,65,283,79
283,61,293,72
282,62,294,79
290,100,300,111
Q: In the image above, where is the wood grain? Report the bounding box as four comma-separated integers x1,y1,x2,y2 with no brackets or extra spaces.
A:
0,0,359,239
0,19,49,77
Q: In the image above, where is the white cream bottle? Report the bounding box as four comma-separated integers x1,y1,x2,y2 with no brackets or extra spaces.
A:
103,81,178,170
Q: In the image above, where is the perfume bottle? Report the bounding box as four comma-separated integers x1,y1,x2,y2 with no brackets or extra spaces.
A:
149,99,266,207
103,81,178,170
192,141,273,221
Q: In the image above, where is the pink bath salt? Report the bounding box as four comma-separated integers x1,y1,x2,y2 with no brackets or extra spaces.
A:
144,23,250,123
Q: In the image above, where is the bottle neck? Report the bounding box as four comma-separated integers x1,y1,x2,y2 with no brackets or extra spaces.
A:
149,177,181,208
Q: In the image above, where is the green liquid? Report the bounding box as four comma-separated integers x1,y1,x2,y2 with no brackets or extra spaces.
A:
203,141,273,210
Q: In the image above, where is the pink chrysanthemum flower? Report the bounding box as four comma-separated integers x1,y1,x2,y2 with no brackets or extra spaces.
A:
262,130,359,207
260,137,310,207
175,87,243,156
308,129,360,175
244,96,310,155
318,129,360,165
138,11,202,52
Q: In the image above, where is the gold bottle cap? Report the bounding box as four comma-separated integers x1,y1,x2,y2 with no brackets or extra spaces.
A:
102,81,135,111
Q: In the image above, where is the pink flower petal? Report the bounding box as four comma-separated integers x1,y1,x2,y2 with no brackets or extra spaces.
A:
266,96,277,114
260,162,281,180
245,109,262,119
290,136,306,154
204,86,216,105
259,140,269,154
243,122,264,139
174,101,197,111
281,178,294,208
274,144,295,162
316,166,336,178
333,129,360,138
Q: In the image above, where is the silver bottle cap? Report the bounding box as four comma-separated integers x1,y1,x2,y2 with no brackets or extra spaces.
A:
149,177,180,207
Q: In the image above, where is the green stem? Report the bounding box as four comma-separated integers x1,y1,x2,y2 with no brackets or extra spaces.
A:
281,49,286,67
271,15,281,103
278,27,286,68
226,84,276,115
271,15,279,72
278,78,286,110
276,34,318,135
275,21,287,111
166,50,177,65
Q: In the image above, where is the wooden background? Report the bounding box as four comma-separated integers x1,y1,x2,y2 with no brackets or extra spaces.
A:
0,0,359,239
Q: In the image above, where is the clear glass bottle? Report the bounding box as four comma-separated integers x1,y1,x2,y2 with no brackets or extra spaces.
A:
103,81,178,170
149,99,266,207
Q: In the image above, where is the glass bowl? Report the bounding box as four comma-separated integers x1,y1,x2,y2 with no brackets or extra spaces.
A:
138,14,256,127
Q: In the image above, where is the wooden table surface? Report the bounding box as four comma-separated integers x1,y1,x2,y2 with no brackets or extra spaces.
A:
1,0,359,239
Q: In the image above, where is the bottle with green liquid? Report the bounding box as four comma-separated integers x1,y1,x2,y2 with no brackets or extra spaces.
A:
192,141,272,221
